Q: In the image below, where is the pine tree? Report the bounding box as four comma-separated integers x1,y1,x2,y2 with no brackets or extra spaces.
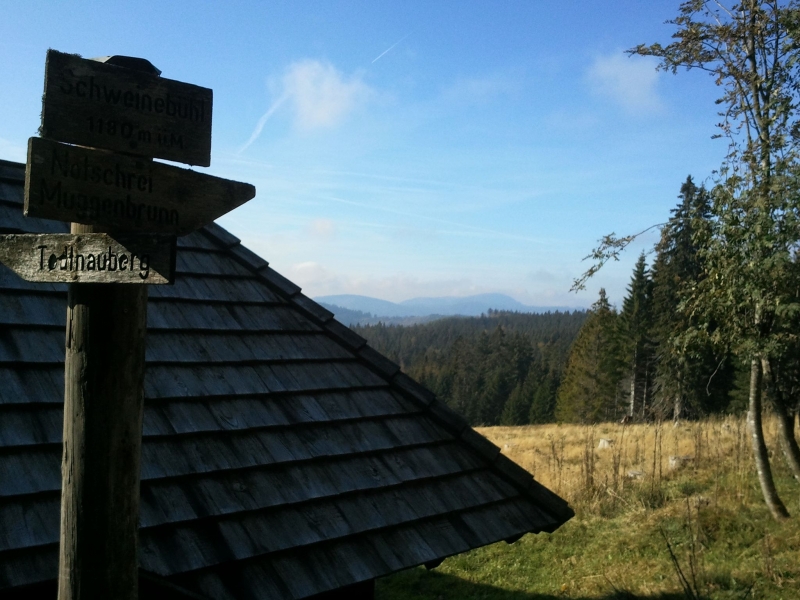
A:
556,289,622,423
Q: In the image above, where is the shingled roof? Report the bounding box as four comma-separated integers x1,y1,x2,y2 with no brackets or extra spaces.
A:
0,157,573,599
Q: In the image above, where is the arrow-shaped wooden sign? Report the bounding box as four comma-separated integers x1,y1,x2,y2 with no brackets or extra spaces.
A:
0,233,176,284
24,137,255,235
41,50,213,166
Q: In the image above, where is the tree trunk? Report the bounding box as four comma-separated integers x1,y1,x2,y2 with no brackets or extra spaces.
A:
761,357,800,483
748,357,790,520
629,376,635,418
673,393,682,426
641,362,650,419
629,349,637,418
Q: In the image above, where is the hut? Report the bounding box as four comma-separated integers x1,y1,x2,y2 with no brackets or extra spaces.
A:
0,158,573,599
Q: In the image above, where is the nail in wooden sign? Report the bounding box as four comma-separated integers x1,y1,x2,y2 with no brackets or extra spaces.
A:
24,137,256,235
0,233,176,284
41,50,213,166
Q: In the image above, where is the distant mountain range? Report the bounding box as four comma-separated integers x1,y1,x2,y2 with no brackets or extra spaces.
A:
315,293,577,323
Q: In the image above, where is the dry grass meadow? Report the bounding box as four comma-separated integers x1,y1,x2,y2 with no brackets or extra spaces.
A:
378,415,800,600
482,417,755,515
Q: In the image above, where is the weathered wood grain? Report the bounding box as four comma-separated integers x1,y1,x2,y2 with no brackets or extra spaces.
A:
146,303,318,331
0,406,62,447
144,331,351,363
0,543,59,589
24,138,255,235
0,328,65,363
58,220,149,600
0,233,175,284
0,181,24,203
0,366,64,407
141,361,384,399
135,445,477,528
0,159,25,183
0,497,60,552
41,50,212,166
1,197,68,234
141,390,411,437
148,274,282,303
138,419,443,481
0,291,66,325
2,145,577,600
175,249,253,276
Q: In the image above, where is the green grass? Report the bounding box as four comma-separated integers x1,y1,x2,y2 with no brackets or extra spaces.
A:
376,419,800,600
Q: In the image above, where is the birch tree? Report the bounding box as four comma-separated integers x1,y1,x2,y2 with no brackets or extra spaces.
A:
632,0,800,520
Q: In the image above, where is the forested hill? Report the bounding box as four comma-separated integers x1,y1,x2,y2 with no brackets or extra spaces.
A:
353,309,587,426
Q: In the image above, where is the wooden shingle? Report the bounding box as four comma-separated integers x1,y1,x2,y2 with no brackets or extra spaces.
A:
0,158,573,599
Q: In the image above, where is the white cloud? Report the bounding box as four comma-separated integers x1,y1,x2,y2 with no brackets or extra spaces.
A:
587,53,663,114
308,218,336,240
283,59,373,130
289,261,334,287
239,60,373,153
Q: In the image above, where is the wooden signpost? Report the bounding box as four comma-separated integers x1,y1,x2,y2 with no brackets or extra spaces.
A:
0,51,256,600
42,50,213,166
0,233,176,284
25,137,254,235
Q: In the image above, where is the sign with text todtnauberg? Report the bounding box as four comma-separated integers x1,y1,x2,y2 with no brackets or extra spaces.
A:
42,50,213,166
24,137,256,235
0,233,176,284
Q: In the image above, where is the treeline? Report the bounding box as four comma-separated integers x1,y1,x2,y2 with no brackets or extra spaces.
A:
318,303,443,327
557,176,797,424
353,177,763,427
354,310,587,425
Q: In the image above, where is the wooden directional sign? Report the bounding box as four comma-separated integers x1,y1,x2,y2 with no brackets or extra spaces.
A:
41,50,213,166
0,233,176,284
24,137,255,235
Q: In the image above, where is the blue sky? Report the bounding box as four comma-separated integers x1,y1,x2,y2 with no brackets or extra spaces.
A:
0,1,726,308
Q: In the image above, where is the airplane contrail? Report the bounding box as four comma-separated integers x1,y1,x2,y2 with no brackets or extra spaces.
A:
238,92,290,155
372,32,411,64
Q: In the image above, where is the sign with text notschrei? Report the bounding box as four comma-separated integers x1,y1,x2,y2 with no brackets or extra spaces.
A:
9,50,260,600
24,137,255,235
41,50,213,166
0,233,176,284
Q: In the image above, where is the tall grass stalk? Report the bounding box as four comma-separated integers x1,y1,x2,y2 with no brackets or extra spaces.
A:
380,414,800,599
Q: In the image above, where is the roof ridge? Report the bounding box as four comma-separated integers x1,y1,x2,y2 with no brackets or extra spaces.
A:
199,220,573,525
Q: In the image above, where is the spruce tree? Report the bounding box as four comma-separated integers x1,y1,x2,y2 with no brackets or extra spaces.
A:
633,0,800,519
555,289,622,423
650,177,735,419
476,327,516,425
500,380,533,425
528,369,558,424
618,253,655,418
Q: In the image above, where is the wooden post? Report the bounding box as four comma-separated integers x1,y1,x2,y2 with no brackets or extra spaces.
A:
7,51,253,598
58,222,148,600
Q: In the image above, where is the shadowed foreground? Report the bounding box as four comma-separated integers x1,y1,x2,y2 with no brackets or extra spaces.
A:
377,569,687,600
379,419,800,600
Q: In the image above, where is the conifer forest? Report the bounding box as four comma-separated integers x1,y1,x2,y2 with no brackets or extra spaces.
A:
355,178,756,429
